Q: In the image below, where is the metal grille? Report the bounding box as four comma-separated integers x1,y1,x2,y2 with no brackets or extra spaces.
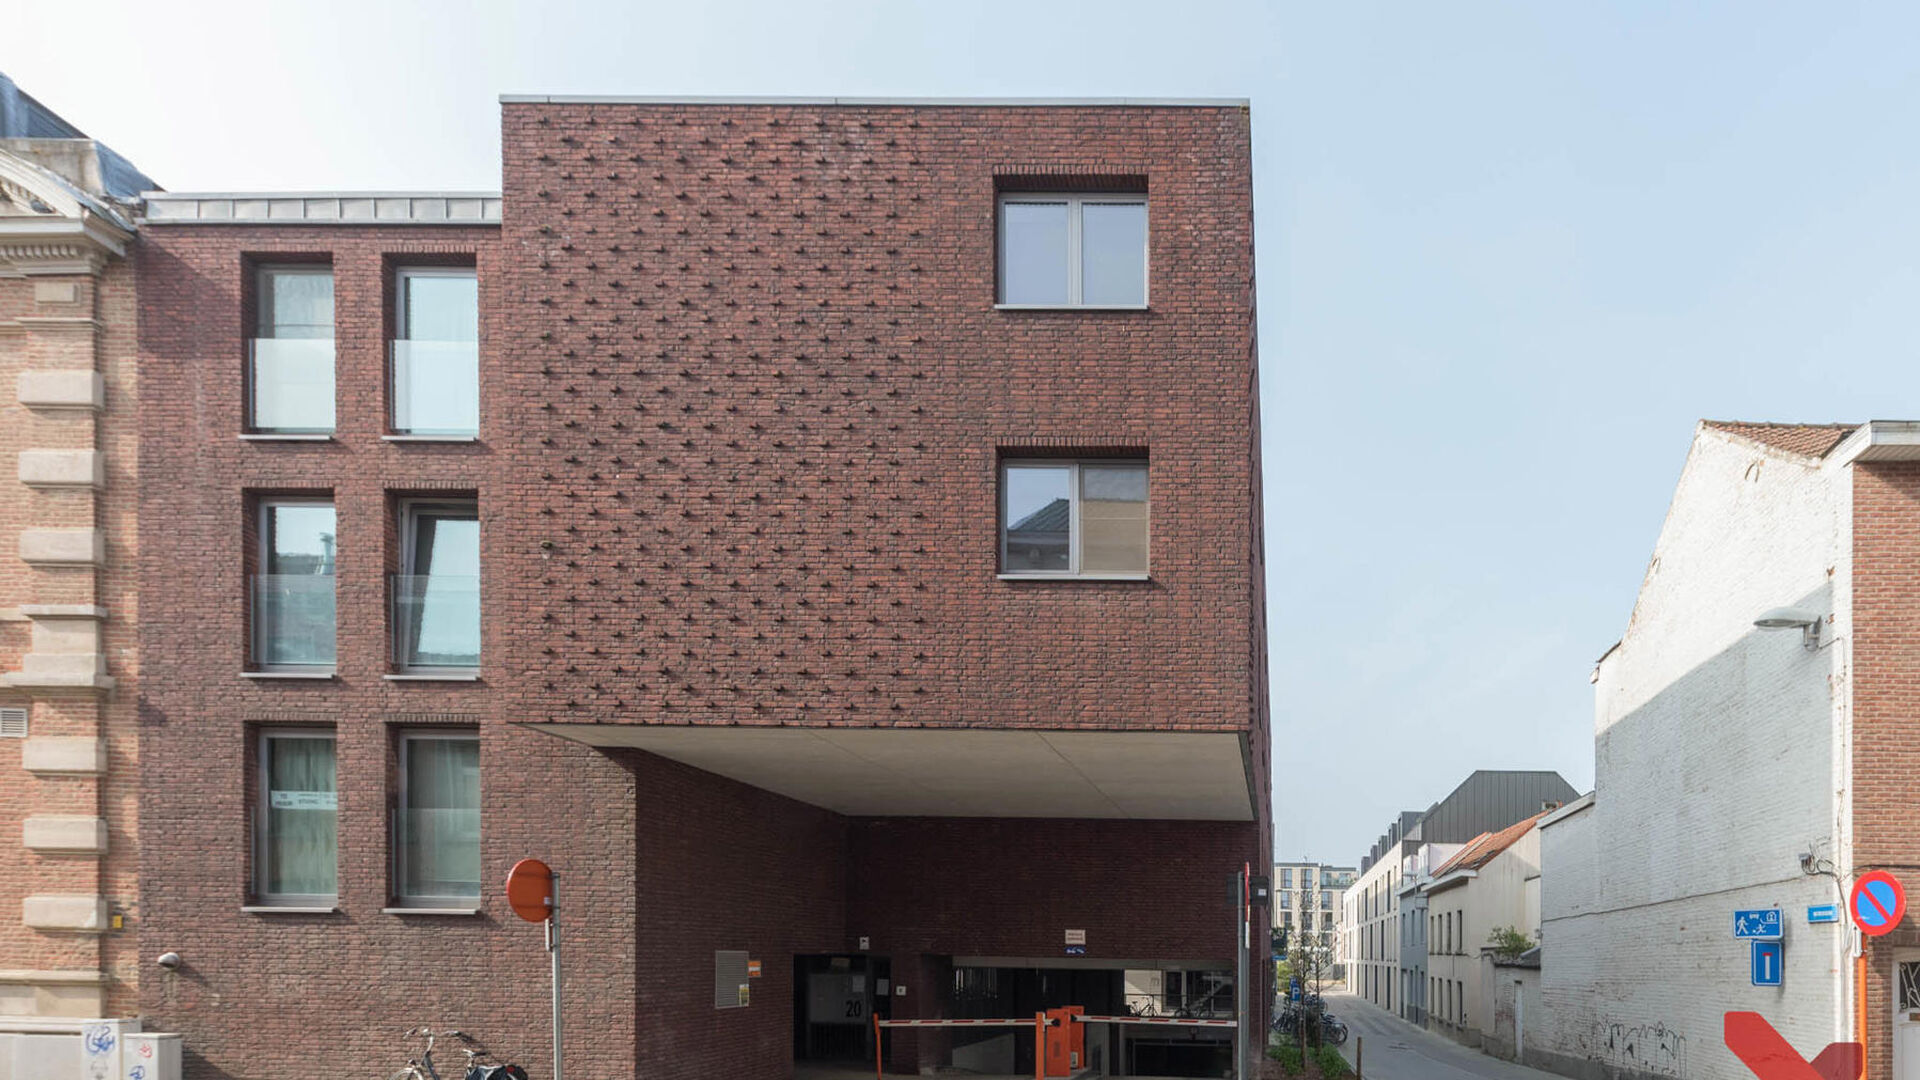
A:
1900,962,1920,1010
0,708,25,738
715,950,749,1009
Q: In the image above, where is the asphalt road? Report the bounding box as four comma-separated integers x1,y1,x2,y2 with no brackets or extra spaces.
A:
1318,993,1566,1080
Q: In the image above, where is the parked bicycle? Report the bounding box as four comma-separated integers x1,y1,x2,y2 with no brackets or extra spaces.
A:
387,1026,530,1080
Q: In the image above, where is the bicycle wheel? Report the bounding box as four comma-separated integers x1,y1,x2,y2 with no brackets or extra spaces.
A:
388,1067,428,1080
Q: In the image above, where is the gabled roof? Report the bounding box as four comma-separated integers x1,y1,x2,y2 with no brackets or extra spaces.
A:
1430,808,1550,877
1700,421,1859,459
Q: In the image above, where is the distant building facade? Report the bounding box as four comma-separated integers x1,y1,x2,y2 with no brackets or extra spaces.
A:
0,72,153,1063
1343,771,1575,1025
1274,861,1353,984
1420,809,1547,1045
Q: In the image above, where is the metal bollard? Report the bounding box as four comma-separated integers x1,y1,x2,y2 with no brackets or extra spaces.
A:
1355,1036,1362,1079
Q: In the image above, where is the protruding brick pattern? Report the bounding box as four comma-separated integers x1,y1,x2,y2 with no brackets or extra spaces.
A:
136,101,1270,1080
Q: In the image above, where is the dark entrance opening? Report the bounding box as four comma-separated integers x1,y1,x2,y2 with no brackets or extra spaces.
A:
950,966,1125,1076
795,954,891,1063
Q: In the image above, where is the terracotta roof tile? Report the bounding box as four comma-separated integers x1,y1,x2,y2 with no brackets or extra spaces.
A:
1701,421,1858,458
1432,809,1551,877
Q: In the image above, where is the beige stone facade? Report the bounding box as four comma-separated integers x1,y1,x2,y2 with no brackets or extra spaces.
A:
0,76,147,1035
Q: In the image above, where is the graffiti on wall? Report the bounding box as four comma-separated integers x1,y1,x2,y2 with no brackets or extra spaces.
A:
1584,1017,1688,1078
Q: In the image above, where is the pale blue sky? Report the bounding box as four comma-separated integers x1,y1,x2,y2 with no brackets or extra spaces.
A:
15,1,1915,863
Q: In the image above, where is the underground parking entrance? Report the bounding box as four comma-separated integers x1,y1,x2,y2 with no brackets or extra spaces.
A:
794,958,1238,1079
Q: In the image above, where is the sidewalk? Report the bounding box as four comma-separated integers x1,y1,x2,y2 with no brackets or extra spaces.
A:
1319,993,1565,1080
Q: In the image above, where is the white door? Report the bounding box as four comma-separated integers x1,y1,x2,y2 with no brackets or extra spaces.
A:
1514,982,1525,1058
1897,959,1920,1080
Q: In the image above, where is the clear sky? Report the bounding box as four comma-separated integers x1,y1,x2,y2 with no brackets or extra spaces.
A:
15,1,1917,865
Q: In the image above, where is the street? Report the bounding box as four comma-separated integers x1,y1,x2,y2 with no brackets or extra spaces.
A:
1319,994,1566,1080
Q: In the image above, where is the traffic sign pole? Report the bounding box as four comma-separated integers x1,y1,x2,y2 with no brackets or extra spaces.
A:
549,874,563,1080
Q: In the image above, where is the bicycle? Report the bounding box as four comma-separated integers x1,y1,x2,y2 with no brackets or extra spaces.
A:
387,1026,529,1080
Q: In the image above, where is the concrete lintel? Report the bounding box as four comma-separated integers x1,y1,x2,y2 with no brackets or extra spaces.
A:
17,529,104,567
17,370,104,410
21,816,107,854
20,737,106,775
17,450,104,490
21,895,107,933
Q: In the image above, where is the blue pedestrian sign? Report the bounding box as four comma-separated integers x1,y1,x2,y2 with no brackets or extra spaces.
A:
1733,909,1783,940
1751,940,1783,986
1808,904,1840,925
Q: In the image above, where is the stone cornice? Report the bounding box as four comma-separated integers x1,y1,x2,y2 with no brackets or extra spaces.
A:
0,215,130,276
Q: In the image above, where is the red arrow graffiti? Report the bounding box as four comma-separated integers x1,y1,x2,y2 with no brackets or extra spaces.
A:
1725,1012,1862,1080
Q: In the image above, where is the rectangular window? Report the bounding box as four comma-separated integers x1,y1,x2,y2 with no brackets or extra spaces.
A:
998,194,1147,307
252,499,337,669
1280,869,1292,889
393,499,480,671
392,267,479,436
394,732,481,906
255,729,337,903
1000,459,1148,577
249,266,335,433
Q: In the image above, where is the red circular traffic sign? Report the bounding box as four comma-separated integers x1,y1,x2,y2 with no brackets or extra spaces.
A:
506,858,554,923
1850,871,1906,937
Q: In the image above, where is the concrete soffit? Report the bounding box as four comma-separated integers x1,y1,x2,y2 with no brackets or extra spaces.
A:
1832,420,1920,465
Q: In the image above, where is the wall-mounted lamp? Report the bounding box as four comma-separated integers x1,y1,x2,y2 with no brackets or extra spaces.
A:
1754,607,1824,650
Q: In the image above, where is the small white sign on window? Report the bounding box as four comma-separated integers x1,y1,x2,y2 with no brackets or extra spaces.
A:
270,791,337,810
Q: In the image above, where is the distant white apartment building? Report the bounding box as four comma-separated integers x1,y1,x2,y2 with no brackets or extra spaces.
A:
1344,772,1576,1023
1276,861,1355,984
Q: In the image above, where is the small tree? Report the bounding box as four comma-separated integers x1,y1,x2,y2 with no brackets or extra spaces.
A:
1487,925,1535,962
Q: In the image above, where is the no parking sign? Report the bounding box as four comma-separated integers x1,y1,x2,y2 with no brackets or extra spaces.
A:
1849,871,1907,937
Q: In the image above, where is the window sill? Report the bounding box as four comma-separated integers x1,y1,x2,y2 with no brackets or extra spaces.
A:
241,669,338,680
997,573,1151,582
241,904,338,915
383,906,483,916
383,434,479,443
993,304,1150,312
239,433,335,442
383,672,481,682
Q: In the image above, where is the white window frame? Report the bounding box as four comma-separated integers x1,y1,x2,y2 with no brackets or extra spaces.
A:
253,727,338,906
996,193,1149,309
392,730,481,909
391,266,480,439
997,458,1150,581
253,497,337,673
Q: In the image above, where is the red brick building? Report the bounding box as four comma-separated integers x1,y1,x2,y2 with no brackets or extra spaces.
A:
134,97,1270,1080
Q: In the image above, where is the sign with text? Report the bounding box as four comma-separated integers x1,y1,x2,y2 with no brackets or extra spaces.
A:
1806,904,1839,925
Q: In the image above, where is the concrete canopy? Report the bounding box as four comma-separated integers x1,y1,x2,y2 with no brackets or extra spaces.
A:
524,725,1255,820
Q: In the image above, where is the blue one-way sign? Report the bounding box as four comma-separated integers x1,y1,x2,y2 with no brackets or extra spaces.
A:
1734,909,1783,939
1751,940,1783,986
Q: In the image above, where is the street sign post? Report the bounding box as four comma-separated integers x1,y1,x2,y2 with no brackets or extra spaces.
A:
1750,941,1782,987
507,859,562,1080
1732,909,1783,940
1850,872,1907,938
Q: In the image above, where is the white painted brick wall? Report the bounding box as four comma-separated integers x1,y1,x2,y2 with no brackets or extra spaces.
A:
1533,429,1853,1080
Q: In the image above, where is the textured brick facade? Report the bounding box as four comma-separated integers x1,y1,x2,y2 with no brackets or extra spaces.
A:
136,100,1269,1079
1849,461,1920,1080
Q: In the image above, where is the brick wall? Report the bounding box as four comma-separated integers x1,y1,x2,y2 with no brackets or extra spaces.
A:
1849,461,1920,1080
135,99,1269,1079
494,101,1262,738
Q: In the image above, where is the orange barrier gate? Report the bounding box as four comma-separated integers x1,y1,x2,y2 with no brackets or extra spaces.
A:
873,1013,1058,1080
872,1008,1239,1080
